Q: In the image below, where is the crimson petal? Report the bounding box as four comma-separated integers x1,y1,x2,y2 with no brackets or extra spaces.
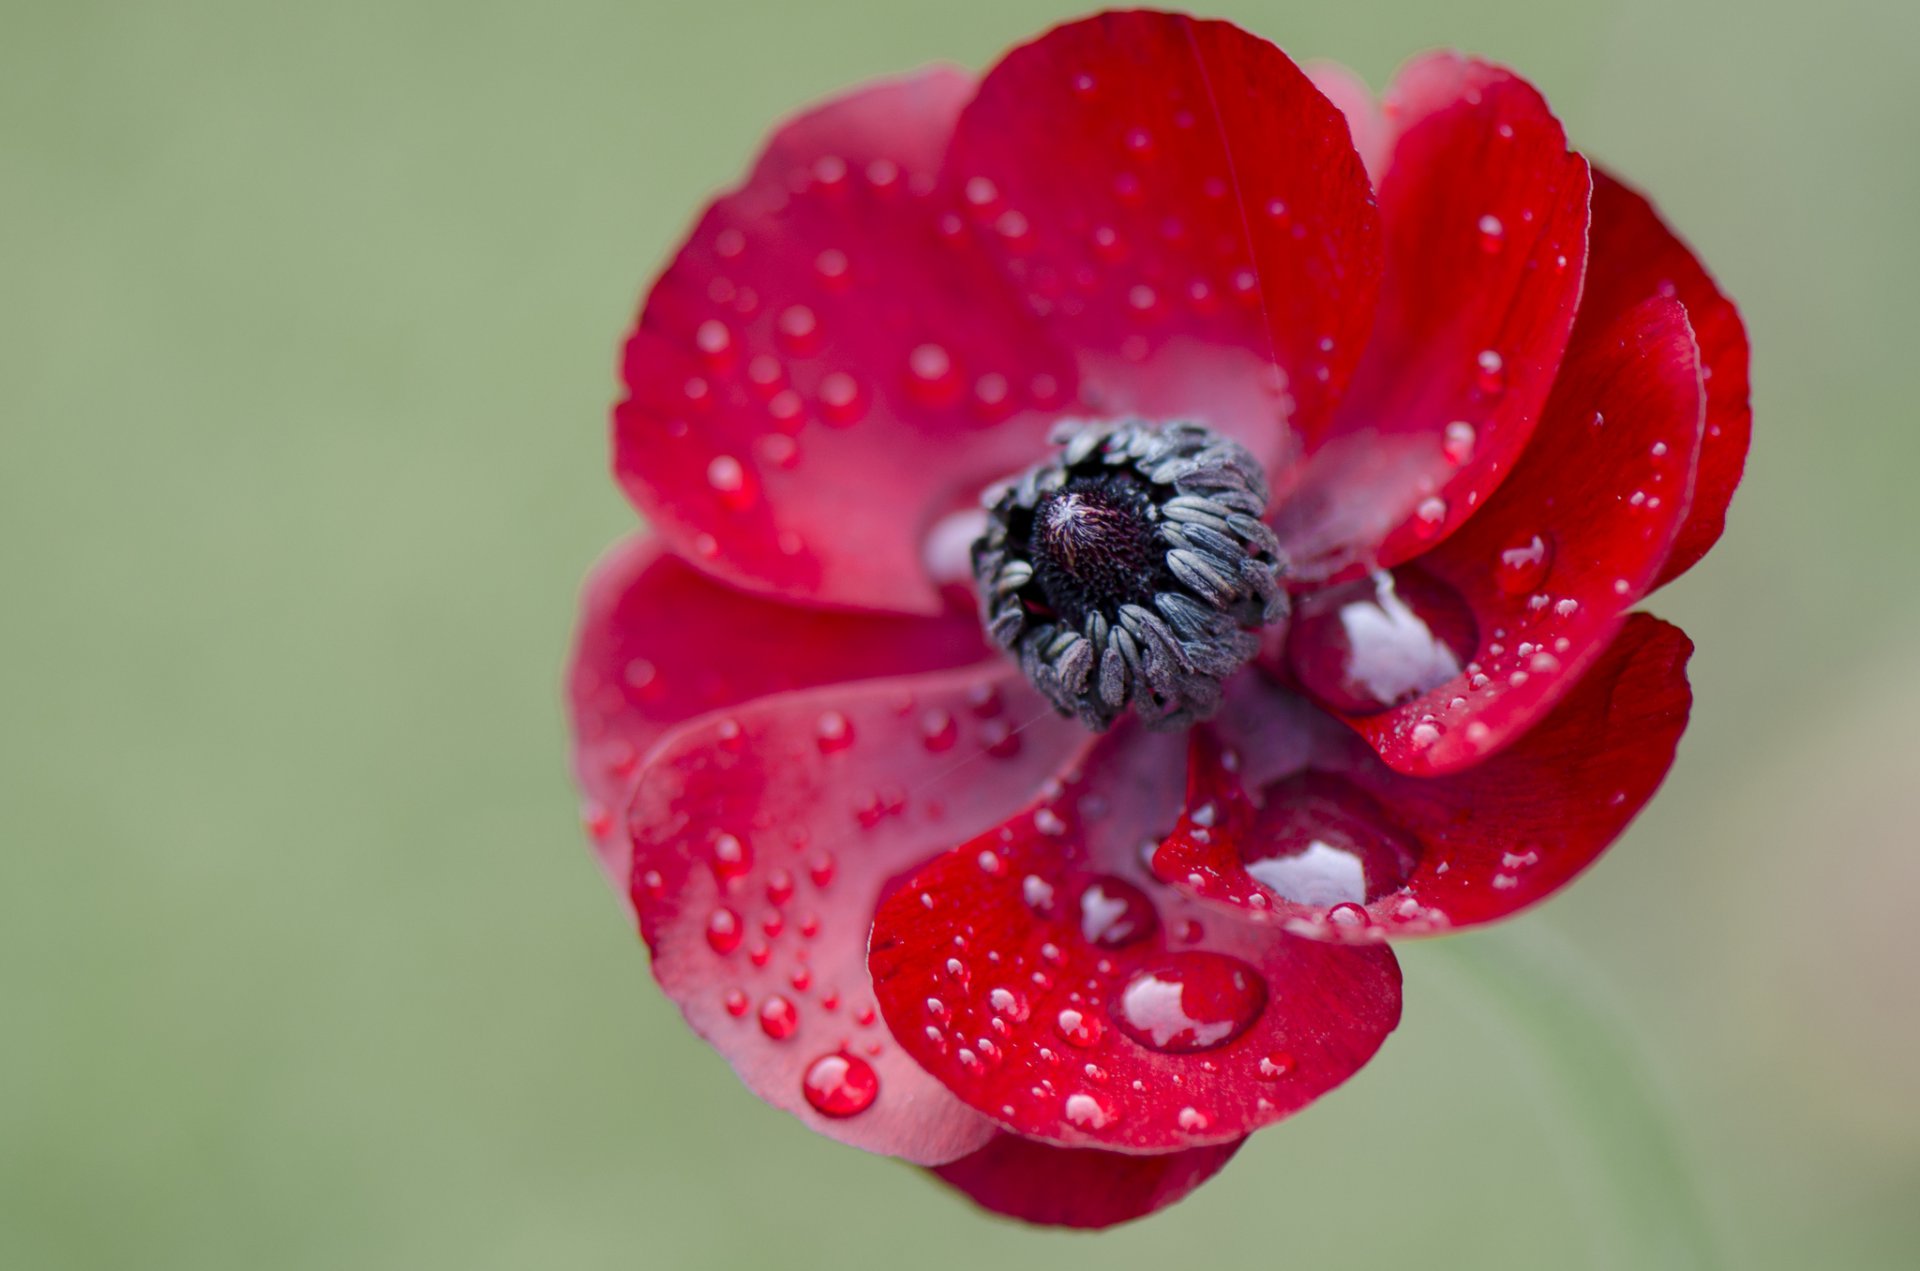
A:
869,726,1402,1151
1273,54,1590,582
620,665,1088,1164
1284,295,1704,775
945,11,1382,473
1582,169,1752,586
1163,615,1693,941
566,536,989,887
929,1132,1244,1229
614,69,1078,614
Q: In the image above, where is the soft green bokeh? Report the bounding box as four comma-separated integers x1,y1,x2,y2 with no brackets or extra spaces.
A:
4,1,1915,1266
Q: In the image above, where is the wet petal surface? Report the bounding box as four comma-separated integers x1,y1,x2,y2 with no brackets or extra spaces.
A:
1284,295,1704,774
1273,54,1589,582
869,726,1402,1151
1582,169,1751,586
566,536,990,886
1164,615,1693,940
624,666,1086,1163
946,11,1382,473
614,69,1077,614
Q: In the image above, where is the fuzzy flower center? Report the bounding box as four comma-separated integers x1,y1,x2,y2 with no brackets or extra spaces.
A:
971,420,1288,731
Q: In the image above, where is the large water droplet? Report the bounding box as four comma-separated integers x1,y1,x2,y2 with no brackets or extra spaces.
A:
1287,571,1478,715
1244,776,1417,908
1114,953,1266,1053
1494,533,1554,596
705,907,743,954
1077,876,1158,948
803,1052,878,1117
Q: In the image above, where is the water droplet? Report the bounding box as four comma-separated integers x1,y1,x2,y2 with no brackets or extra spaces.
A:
815,710,855,754
1443,421,1477,465
1328,901,1371,927
915,708,958,752
1494,533,1554,596
1413,496,1448,539
1287,571,1477,715
1257,1051,1294,1080
1177,1105,1211,1132
813,248,850,291
776,304,821,354
758,995,799,1040
1476,213,1505,252
1064,1091,1116,1129
808,851,836,888
818,371,865,426
1077,876,1158,948
1115,953,1267,1053
1475,349,1505,396
1055,1007,1104,1048
803,1052,878,1117
693,319,734,369
723,988,750,1017
988,987,1031,1023
1242,775,1417,907
705,907,743,954
705,455,755,510
710,832,752,882
906,343,958,405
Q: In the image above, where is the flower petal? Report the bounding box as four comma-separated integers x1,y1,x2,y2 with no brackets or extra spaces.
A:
1583,169,1751,586
929,1132,1244,1229
614,69,1079,614
1273,54,1590,582
945,11,1382,472
622,665,1088,1164
566,535,990,888
869,725,1402,1151
1283,295,1704,775
1162,615,1693,941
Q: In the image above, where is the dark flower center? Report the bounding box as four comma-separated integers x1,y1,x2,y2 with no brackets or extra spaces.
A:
971,420,1288,731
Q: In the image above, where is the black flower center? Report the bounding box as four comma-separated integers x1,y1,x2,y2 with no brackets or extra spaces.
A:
1029,474,1157,628
971,420,1289,731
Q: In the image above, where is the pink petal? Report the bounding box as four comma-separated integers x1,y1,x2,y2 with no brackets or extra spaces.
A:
869,725,1402,1151
1584,169,1751,587
1273,54,1590,583
1283,295,1705,775
566,536,990,888
1162,615,1693,941
623,665,1089,1164
614,69,1079,614
945,11,1382,473
929,1132,1244,1229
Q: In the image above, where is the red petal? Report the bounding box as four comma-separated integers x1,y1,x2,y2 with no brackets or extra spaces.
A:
1304,60,1388,186
1162,616,1692,941
623,666,1087,1164
614,69,1079,614
945,11,1382,472
1284,295,1705,775
566,536,990,888
929,1132,1243,1229
869,726,1402,1151
1273,54,1590,582
1583,170,1751,586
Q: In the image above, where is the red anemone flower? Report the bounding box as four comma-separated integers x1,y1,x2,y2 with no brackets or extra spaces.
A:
566,10,1748,1229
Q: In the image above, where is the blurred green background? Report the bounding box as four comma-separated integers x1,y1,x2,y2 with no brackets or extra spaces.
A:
4,0,1915,1266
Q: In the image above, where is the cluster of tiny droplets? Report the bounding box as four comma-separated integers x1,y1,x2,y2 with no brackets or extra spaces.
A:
971,419,1288,731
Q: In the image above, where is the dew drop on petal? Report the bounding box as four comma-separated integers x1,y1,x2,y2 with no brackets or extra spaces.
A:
1114,953,1267,1054
1077,875,1158,948
705,907,743,955
1475,349,1505,396
814,710,855,754
1494,533,1554,596
759,995,800,1040
1287,572,1477,715
1443,421,1477,465
802,1052,879,1117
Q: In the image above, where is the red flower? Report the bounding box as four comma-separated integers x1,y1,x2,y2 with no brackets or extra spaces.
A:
566,10,1748,1229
